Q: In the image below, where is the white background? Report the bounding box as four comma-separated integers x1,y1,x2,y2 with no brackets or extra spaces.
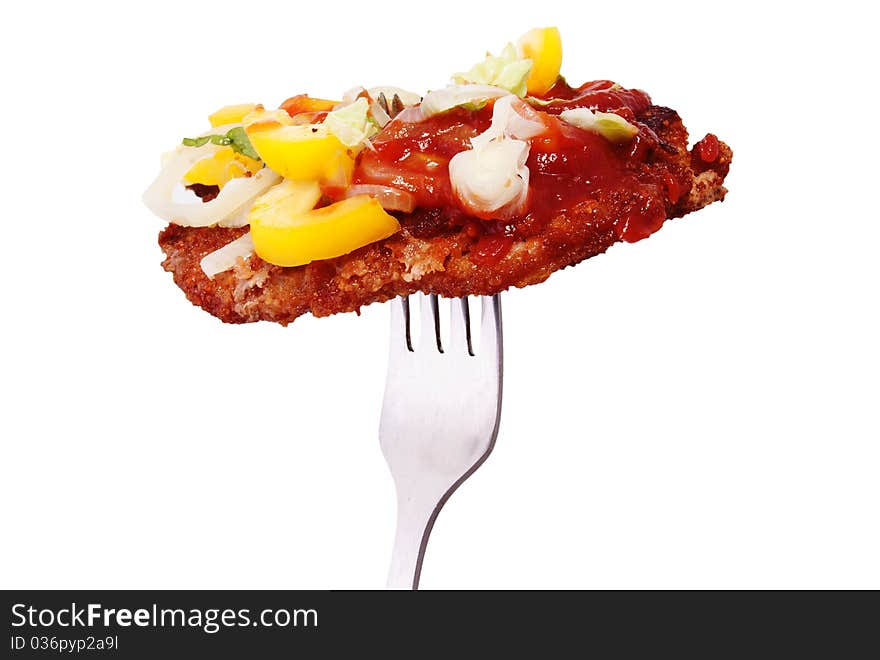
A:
2,1,877,589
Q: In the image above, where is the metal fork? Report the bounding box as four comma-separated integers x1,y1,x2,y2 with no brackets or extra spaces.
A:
379,293,503,589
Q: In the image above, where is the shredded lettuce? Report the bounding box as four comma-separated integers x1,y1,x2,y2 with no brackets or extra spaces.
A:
181,135,216,147
559,108,639,142
524,96,555,107
421,84,509,117
182,127,260,160
453,43,532,97
323,97,378,147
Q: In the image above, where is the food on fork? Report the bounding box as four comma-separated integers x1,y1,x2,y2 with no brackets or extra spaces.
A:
145,27,731,325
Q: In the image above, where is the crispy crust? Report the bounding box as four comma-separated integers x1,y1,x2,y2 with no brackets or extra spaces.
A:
159,105,731,325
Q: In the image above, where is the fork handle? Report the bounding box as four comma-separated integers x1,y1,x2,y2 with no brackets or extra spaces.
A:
387,487,445,589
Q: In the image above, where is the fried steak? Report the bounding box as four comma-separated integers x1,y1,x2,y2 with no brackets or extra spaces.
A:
159,104,731,325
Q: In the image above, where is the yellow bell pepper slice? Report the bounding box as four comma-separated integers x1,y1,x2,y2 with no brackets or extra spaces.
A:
209,103,259,128
517,27,563,96
246,123,355,185
182,146,262,188
249,184,400,267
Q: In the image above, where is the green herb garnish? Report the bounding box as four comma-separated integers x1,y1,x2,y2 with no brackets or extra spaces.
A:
182,127,260,160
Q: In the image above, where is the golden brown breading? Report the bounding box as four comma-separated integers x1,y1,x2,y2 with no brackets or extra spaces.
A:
159,106,731,325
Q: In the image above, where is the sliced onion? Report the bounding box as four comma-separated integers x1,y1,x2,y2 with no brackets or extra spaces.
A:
217,203,251,228
473,95,545,149
344,184,416,213
200,232,255,278
143,144,280,227
392,105,425,124
504,97,546,140
369,100,392,128
364,86,422,126
367,86,422,107
448,95,537,220
420,84,510,117
449,138,530,219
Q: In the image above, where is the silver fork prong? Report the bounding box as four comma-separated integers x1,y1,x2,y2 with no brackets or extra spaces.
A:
449,297,474,356
480,295,503,360
390,295,412,352
380,292,503,589
419,293,442,353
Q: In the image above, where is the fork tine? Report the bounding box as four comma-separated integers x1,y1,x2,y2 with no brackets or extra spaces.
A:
390,295,412,352
449,297,474,355
480,294,503,359
419,293,442,352
381,292,503,589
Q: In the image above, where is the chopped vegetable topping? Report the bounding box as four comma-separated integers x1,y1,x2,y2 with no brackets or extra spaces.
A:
182,146,262,189
421,84,509,117
182,127,261,160
367,86,421,107
516,27,563,96
148,25,711,273
200,232,255,278
323,97,378,147
143,142,280,228
245,123,355,185
449,137,530,219
453,43,533,97
559,108,639,142
280,95,339,117
448,96,544,219
248,181,399,267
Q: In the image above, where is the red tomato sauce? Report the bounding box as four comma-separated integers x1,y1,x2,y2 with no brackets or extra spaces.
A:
352,81,677,247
